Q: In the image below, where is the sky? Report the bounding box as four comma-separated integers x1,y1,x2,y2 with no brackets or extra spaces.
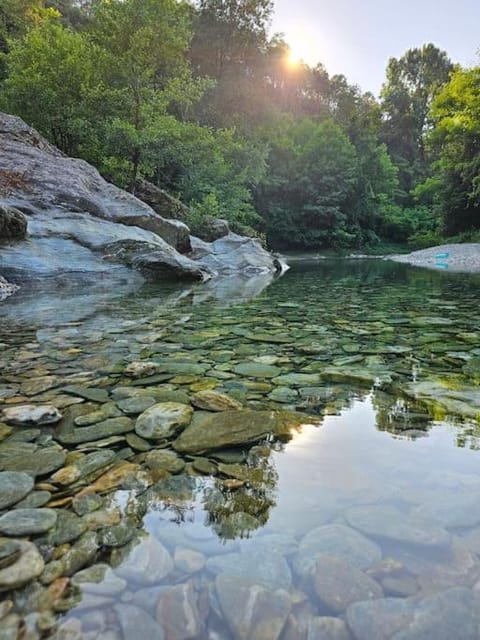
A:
270,0,480,95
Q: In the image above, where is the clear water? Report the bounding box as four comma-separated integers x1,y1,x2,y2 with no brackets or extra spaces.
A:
1,259,480,640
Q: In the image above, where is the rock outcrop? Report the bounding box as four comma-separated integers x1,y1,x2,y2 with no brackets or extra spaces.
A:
0,112,283,296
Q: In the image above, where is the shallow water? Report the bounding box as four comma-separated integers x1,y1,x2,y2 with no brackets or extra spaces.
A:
1,259,480,640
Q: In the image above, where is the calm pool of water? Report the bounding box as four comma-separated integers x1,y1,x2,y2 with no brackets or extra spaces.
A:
1,259,480,640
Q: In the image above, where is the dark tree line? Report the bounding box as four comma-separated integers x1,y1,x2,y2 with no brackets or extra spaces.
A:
1,0,478,249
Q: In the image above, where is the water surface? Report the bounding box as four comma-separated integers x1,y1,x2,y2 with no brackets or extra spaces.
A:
1,259,480,640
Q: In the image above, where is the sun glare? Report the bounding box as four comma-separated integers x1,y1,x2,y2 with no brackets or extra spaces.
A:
284,26,323,68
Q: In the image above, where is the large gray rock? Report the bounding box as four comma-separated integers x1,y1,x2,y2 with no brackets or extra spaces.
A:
0,113,284,288
0,275,19,301
345,587,480,640
189,233,285,275
0,113,210,283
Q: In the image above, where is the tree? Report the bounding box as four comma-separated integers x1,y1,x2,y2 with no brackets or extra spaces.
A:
380,44,453,198
426,66,480,234
256,118,359,248
1,18,106,155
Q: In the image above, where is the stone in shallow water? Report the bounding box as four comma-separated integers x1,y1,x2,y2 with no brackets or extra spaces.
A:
269,386,299,403
0,508,57,536
43,510,88,545
207,549,292,591
135,403,193,440
63,385,110,402
0,471,34,509
145,450,185,474
0,540,45,590
124,361,159,378
0,540,22,570
114,536,173,586
1,446,67,477
312,555,383,613
74,402,122,426
20,376,60,397
346,586,480,640
51,450,116,486
114,603,165,640
273,373,321,387
233,362,282,379
14,490,51,508
156,582,206,640
191,389,242,412
345,505,451,549
215,573,291,640
294,524,382,578
1,404,62,426
307,617,352,640
57,417,133,445
173,409,313,454
118,396,157,415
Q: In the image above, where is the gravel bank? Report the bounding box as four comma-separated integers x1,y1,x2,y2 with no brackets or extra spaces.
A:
387,244,480,273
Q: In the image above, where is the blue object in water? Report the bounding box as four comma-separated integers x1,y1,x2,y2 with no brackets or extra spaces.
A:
435,252,449,259
436,263,449,269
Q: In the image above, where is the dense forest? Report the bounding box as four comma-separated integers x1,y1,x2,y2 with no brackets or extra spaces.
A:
0,0,479,251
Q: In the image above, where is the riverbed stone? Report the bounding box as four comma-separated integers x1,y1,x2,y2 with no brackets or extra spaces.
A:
345,586,480,640
191,390,242,411
273,373,321,387
114,536,173,585
1,445,67,476
0,540,21,570
1,405,62,426
215,573,291,640
135,403,193,440
0,540,44,591
57,417,133,445
63,385,110,402
74,403,122,426
0,508,57,536
345,505,451,549
312,555,383,613
173,409,308,454
43,510,88,545
207,549,292,590
233,362,282,379
294,524,382,578
124,361,159,379
145,450,185,474
114,603,165,640
307,617,353,640
0,471,34,509
118,396,157,415
156,582,206,640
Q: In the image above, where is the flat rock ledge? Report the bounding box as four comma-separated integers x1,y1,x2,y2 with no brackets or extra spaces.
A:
387,244,480,273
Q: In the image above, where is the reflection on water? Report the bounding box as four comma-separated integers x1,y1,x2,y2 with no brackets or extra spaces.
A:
1,259,480,639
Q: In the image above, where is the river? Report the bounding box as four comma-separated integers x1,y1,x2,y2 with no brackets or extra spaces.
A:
1,258,480,639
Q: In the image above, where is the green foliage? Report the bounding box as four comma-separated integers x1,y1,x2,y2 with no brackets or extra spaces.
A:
426,66,480,234
256,118,359,248
0,0,474,252
380,44,453,197
1,19,106,154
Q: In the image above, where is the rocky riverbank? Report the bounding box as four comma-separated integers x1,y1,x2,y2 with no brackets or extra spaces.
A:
388,243,480,272
0,113,283,299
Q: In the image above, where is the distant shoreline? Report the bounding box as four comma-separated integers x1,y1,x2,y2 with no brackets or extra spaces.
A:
387,243,480,273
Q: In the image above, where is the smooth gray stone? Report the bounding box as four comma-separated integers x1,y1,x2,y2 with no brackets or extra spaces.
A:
0,508,57,536
0,471,34,509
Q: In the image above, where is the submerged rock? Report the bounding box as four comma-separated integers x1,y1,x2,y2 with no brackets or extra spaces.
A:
135,402,193,440
0,508,57,536
0,540,44,591
215,574,291,640
0,472,34,509
1,404,62,426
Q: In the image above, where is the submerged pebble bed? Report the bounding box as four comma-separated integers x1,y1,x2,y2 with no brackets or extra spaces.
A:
0,259,480,639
